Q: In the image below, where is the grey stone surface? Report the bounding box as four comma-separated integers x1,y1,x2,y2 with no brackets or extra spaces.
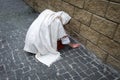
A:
0,0,120,80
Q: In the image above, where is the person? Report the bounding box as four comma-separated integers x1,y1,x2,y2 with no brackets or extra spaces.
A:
24,9,80,67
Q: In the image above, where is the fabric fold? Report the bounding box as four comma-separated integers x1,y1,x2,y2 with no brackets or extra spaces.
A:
24,9,71,67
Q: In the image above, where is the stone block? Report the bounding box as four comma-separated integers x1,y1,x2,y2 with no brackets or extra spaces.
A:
91,15,117,38
80,24,100,44
74,8,92,26
109,0,120,4
86,41,107,61
106,2,120,23
98,36,120,61
47,0,56,11
48,0,55,6
71,31,87,46
84,0,108,17
114,25,120,43
24,0,33,5
107,55,120,71
69,19,81,34
54,0,63,11
35,0,47,12
63,0,85,8
64,24,72,34
61,1,74,17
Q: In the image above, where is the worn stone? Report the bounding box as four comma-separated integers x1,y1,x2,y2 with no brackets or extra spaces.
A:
107,55,120,71
54,0,63,11
64,24,72,34
24,0,34,8
86,41,107,61
80,24,100,44
84,0,108,17
47,0,56,11
69,18,81,34
61,1,74,17
63,0,85,8
109,0,120,3
91,15,117,38
106,2,120,23
35,0,47,12
74,8,92,26
114,25,120,43
70,31,87,46
98,36,120,61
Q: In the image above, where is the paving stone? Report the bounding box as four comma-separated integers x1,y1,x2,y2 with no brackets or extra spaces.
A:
0,0,120,80
62,72,72,79
69,70,79,77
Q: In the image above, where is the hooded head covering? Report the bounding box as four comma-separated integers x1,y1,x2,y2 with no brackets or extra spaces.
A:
52,11,71,25
59,11,71,25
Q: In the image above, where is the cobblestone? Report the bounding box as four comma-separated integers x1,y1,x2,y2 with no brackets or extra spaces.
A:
0,0,120,80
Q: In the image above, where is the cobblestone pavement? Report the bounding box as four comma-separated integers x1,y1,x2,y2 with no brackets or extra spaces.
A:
0,0,120,80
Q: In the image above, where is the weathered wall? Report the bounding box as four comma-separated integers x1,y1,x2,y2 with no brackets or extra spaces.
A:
24,0,120,70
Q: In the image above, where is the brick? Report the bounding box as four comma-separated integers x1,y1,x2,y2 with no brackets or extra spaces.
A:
63,0,85,8
84,69,93,75
86,41,107,61
62,72,72,79
98,36,120,61
70,31,87,46
64,23,72,34
69,19,81,34
80,24,100,44
91,15,117,38
84,0,108,16
114,25,120,43
107,55,120,70
73,75,82,80
24,0,34,8
106,2,120,23
23,66,31,73
36,0,47,12
69,70,79,77
62,1,74,17
109,0,120,3
74,8,92,26
0,65,5,72
54,0,63,11
77,56,88,64
47,0,56,11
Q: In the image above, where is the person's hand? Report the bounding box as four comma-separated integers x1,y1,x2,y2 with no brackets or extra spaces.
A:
68,43,80,48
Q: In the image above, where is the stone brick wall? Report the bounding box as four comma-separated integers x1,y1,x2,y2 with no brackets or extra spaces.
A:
24,0,120,70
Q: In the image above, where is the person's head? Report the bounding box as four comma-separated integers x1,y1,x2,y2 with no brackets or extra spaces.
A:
56,11,71,25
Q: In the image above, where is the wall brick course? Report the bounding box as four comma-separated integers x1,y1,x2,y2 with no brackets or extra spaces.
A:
63,0,85,8
114,25,120,43
84,0,108,17
105,2,120,23
69,19,81,34
107,55,120,71
91,15,117,38
86,41,108,61
109,0,120,3
98,36,120,61
80,24,100,44
74,8,92,26
71,31,87,46
54,0,63,11
61,2,74,17
35,0,47,12
47,0,56,11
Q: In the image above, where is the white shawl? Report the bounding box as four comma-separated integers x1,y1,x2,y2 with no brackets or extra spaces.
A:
24,9,71,67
